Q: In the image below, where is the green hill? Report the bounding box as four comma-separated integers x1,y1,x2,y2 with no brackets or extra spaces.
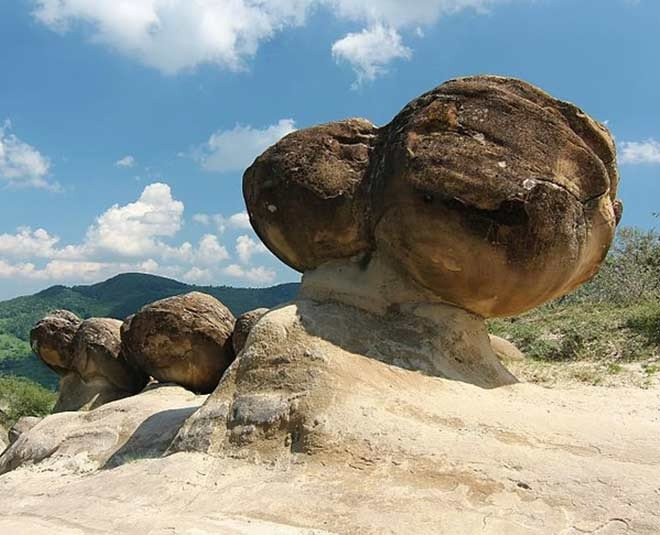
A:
0,273,300,389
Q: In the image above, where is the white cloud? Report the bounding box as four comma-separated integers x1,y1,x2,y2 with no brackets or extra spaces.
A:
116,155,136,168
183,266,213,283
0,182,288,288
619,139,660,165
332,24,411,86
0,120,55,189
223,264,276,285
198,119,296,173
236,234,268,264
196,234,230,265
32,0,512,84
227,211,252,230
193,211,251,232
32,0,314,75
86,182,184,257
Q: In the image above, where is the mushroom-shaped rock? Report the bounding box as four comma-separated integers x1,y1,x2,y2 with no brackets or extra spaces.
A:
232,308,269,354
121,292,236,394
30,313,148,412
235,75,621,391
30,310,81,373
245,76,621,319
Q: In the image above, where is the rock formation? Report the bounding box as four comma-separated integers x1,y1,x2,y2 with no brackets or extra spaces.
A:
30,312,147,412
7,416,41,446
121,292,236,394
173,75,621,457
245,75,620,318
489,334,525,362
4,76,653,535
232,307,269,354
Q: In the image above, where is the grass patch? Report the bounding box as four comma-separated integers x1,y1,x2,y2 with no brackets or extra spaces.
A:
0,375,56,426
489,300,660,364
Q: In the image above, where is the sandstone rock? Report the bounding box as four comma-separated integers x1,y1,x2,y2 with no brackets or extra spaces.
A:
8,416,41,445
121,292,236,394
30,310,81,373
232,307,269,354
489,334,525,362
0,385,204,475
244,76,621,318
30,313,148,413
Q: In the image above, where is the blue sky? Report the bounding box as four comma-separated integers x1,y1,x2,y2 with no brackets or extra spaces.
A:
0,0,658,300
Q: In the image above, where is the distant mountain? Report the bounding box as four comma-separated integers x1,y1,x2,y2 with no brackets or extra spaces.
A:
0,273,300,389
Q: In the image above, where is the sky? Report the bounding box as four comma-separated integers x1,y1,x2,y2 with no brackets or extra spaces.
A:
0,0,658,300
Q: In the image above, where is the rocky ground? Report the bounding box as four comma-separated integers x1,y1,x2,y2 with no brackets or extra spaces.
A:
1,317,659,534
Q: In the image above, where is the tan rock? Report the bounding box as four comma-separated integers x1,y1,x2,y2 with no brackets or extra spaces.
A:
30,313,148,413
7,416,41,445
244,76,621,318
30,310,81,373
0,385,204,475
232,307,269,354
489,334,525,361
121,292,236,394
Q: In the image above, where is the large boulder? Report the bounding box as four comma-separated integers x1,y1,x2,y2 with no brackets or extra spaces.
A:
121,292,236,394
232,307,269,354
30,310,81,374
245,76,621,318
30,313,148,413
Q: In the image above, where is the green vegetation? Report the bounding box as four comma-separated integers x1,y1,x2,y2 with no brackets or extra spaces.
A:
0,376,56,426
0,273,300,391
489,227,660,384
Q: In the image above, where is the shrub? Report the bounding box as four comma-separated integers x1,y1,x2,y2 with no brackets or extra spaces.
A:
0,376,56,425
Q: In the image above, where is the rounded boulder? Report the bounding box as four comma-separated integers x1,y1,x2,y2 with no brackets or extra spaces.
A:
121,292,236,394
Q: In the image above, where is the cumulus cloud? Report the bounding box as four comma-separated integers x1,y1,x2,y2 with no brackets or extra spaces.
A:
332,25,411,87
32,0,512,84
193,211,252,232
115,155,136,168
197,119,296,173
227,211,252,229
0,120,55,189
236,234,268,264
0,182,284,288
86,182,184,257
32,0,313,74
619,139,660,165
223,264,276,285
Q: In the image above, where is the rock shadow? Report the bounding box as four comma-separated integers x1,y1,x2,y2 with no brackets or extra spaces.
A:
103,406,199,469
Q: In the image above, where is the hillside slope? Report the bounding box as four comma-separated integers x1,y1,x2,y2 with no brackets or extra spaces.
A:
0,273,300,388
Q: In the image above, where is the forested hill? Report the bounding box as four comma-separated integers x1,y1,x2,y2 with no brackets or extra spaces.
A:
0,273,300,388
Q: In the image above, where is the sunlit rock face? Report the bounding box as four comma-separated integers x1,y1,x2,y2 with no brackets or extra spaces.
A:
244,75,621,318
121,292,236,394
30,313,148,412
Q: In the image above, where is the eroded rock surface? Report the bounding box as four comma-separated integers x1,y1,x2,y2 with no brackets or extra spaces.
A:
245,76,621,318
30,313,148,412
232,307,269,354
0,385,204,475
121,292,236,394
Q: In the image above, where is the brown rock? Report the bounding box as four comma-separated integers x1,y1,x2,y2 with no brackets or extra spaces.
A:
30,310,81,373
121,292,236,394
232,308,269,354
244,76,621,318
30,313,148,413
244,118,376,271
